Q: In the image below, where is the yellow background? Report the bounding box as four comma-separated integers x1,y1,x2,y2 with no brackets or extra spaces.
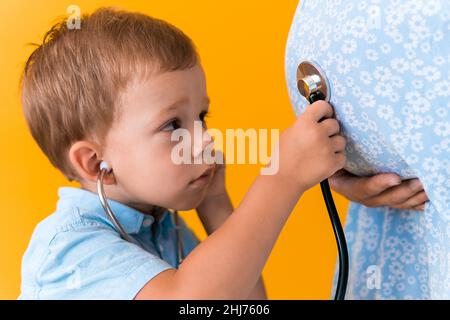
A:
0,0,349,299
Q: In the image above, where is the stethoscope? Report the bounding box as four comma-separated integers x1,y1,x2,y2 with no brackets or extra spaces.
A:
96,161,185,267
297,60,349,300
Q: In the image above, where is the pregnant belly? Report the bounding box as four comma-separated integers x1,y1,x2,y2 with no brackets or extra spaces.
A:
285,0,450,179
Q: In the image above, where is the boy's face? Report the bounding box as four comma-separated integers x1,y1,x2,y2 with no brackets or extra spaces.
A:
103,64,215,212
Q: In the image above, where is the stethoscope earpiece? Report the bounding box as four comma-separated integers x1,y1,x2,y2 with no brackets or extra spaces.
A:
96,160,184,266
100,160,112,173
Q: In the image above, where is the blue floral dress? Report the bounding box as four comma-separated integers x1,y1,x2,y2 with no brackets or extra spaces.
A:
285,0,450,299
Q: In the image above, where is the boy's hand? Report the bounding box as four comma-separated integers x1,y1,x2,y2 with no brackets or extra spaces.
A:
196,149,233,234
202,149,227,200
276,101,346,193
329,169,429,211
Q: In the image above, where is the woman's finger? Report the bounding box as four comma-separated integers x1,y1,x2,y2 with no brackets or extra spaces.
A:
364,178,424,208
328,170,402,202
358,173,402,198
390,190,429,210
410,203,425,212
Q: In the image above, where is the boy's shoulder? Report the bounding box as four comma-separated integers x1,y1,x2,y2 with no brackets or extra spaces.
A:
18,204,171,300
29,204,109,247
20,187,118,277
19,189,141,299
21,202,114,277
30,187,123,244
19,187,201,299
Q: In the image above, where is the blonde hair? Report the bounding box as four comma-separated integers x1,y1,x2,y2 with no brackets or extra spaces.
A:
21,7,199,181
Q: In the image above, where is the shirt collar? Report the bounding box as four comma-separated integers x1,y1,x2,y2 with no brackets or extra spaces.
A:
56,187,177,234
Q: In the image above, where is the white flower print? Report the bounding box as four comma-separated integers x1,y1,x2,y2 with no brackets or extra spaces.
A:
373,66,392,81
380,43,391,54
410,97,431,114
421,66,440,82
433,56,446,65
434,122,450,137
423,0,442,16
342,39,357,54
436,107,448,118
433,81,450,97
359,93,376,108
391,58,409,73
360,71,372,84
376,104,394,119
423,157,441,172
365,49,378,61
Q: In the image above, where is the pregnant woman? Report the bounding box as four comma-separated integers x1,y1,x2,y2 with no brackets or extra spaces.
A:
285,0,449,299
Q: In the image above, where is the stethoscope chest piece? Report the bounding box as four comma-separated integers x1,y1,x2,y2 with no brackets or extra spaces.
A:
296,60,330,103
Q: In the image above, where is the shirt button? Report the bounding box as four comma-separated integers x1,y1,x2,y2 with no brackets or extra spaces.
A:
142,218,152,228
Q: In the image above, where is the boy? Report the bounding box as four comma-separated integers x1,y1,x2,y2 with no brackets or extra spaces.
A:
19,7,346,299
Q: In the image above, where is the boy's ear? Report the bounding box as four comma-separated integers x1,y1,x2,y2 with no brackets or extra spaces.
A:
68,141,116,184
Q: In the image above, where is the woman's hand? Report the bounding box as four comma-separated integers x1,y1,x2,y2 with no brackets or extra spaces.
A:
329,169,429,211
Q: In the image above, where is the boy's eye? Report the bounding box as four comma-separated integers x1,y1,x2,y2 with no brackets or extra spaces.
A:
161,119,181,132
160,111,209,132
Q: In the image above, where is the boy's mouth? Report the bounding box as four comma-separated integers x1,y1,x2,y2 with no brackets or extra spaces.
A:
189,166,214,186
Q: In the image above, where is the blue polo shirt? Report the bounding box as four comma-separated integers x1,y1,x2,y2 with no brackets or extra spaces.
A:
19,187,200,299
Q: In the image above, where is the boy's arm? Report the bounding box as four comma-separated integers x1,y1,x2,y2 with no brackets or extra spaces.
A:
196,193,234,235
247,277,267,300
196,194,267,300
134,101,344,300
134,173,302,300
